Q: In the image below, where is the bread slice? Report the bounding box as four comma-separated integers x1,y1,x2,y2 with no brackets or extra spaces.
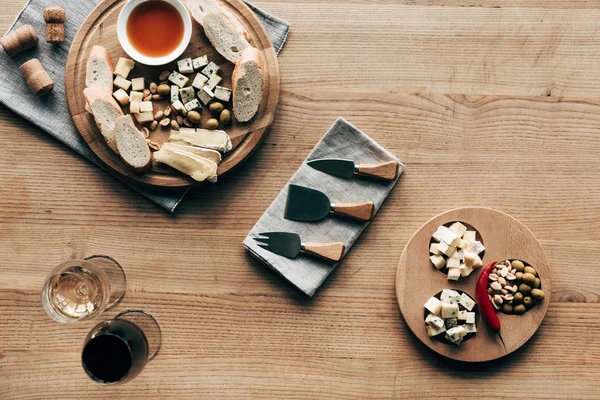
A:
83,87,123,152
232,47,263,122
86,45,114,93
184,0,250,63
115,115,152,172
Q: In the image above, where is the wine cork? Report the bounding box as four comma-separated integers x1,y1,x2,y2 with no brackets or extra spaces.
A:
19,59,54,96
43,7,66,23
44,7,66,43
0,25,38,56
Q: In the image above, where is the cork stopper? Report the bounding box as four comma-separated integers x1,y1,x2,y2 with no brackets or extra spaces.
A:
0,25,38,57
46,23,65,43
19,59,54,96
43,7,66,23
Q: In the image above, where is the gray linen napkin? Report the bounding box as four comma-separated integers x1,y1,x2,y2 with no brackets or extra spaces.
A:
243,118,405,296
0,0,290,212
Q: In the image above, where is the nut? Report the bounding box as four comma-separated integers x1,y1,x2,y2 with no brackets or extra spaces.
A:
143,89,150,98
154,111,164,120
147,141,160,151
487,287,494,295
149,120,158,131
143,94,152,101
176,115,184,125
490,282,503,291
163,106,172,117
183,118,193,127
506,273,516,281
503,294,514,302
171,120,180,130
149,82,157,94
493,295,504,305
501,288,508,295
159,71,171,81
489,273,498,281
160,118,171,127
500,267,508,277
152,94,162,100
141,127,149,138
498,277,506,286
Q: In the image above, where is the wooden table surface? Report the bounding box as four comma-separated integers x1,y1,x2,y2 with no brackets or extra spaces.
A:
1,1,600,398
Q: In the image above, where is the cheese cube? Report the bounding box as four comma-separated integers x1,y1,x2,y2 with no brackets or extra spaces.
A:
457,239,470,249
170,85,179,103
425,313,444,328
130,91,143,103
117,57,135,70
449,249,462,259
459,293,476,311
192,73,208,90
184,99,201,112
205,74,222,91
447,326,467,342
131,77,145,92
458,310,467,321
430,255,446,270
445,317,458,328
201,61,219,77
468,241,486,255
432,226,460,246
447,267,460,281
460,263,473,277
437,241,456,257
441,302,459,318
130,101,140,114
214,86,232,102
472,255,483,268
424,296,442,315
115,58,134,77
177,57,194,74
134,112,154,124
168,71,189,88
463,231,476,242
113,76,131,91
446,257,460,269
441,289,460,304
198,86,214,105
427,324,446,337
430,243,441,255
172,100,187,116
465,312,476,324
449,222,468,237
140,101,153,112
192,55,208,70
112,89,129,106
464,323,477,333
179,87,195,104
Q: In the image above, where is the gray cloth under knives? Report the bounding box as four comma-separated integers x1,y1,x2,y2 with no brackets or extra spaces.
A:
244,118,405,297
0,0,289,212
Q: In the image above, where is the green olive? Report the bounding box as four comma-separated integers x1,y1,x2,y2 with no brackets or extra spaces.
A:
219,109,231,125
513,304,526,315
209,102,224,113
515,271,523,284
511,260,525,272
524,266,537,276
157,84,171,96
534,278,541,289
519,283,532,295
187,110,201,124
522,272,536,286
206,118,219,130
513,292,523,304
501,304,513,314
531,288,545,300
523,296,534,309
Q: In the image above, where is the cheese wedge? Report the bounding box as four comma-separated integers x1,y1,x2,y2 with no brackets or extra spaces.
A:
163,142,222,164
153,147,218,183
170,128,232,152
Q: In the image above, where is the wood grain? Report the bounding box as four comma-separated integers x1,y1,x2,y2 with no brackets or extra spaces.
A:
334,201,375,221
357,160,399,181
2,0,600,398
304,241,345,261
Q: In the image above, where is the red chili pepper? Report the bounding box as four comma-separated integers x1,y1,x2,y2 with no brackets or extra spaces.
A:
476,261,501,332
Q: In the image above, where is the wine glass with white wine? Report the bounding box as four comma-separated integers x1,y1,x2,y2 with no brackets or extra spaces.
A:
41,255,126,323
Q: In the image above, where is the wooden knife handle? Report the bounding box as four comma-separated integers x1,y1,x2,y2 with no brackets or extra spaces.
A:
333,201,375,221
303,242,345,262
357,161,399,181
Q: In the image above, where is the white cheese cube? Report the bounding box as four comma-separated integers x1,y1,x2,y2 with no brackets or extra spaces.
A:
134,112,154,124
214,86,232,102
447,267,460,281
112,89,129,106
432,226,460,246
464,251,483,268
184,99,201,111
201,61,219,77
172,100,187,116
425,313,444,328
192,73,208,90
168,71,189,88
424,296,442,315
441,302,459,319
205,74,222,91
457,239,470,249
445,317,458,328
131,77,145,92
170,85,179,103
460,263,473,277
472,255,483,268
430,243,441,255
427,324,446,337
140,101,153,112
449,250,462,260
463,231,476,242
430,255,446,270
198,86,214,105
115,58,134,77
130,91,143,103
459,293,476,311
192,55,208,70
117,57,135,70
468,241,486,255
441,289,460,304
464,323,477,333
179,87,195,104
465,312,476,324
113,76,131,91
446,257,460,269
447,326,467,342
458,310,467,321
449,222,468,237
129,101,140,114
177,57,194,74
437,241,456,257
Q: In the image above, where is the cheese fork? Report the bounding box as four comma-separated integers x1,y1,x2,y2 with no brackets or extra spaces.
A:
254,232,345,262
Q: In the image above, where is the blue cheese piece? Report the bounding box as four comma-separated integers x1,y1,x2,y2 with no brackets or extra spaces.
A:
464,323,477,333
446,326,467,344
441,302,459,319
184,99,201,112
425,313,444,328
172,100,187,116
192,55,208,70
201,61,219,77
179,87,195,104
441,289,460,304
465,312,476,324
192,73,208,90
214,86,232,102
170,85,179,103
205,74,222,91
432,226,460,246
448,221,468,237
198,86,214,105
177,58,194,74
168,71,189,88
459,293,476,311
424,296,442,315
427,323,446,337
457,310,468,321
445,317,458,329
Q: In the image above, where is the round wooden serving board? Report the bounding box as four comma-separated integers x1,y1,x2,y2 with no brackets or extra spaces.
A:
396,207,552,362
65,0,280,189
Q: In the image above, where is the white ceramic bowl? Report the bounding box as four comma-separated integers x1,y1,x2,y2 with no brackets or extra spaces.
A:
117,0,192,66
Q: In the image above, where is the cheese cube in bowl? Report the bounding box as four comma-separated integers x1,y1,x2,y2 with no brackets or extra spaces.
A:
423,289,479,346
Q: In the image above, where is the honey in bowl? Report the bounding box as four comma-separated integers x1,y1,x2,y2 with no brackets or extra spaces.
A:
126,1,184,58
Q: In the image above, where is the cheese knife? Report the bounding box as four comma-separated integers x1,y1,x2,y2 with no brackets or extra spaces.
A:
308,159,399,181
255,232,345,262
285,184,374,222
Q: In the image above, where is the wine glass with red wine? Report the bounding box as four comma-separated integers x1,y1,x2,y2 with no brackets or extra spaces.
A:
82,310,161,384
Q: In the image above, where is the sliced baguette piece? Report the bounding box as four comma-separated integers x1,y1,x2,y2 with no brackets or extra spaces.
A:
114,115,152,172
83,87,123,152
170,128,232,153
163,142,222,164
232,47,263,122
184,0,250,63
153,146,218,183
85,45,114,94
